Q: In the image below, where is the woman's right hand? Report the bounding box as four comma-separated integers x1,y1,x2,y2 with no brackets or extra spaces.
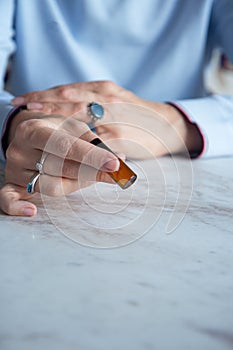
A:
0,109,120,216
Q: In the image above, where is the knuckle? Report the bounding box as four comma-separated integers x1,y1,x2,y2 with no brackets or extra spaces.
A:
26,91,40,101
5,142,18,161
57,136,74,156
14,119,29,136
16,119,41,136
101,80,116,92
62,161,77,179
17,119,44,143
57,86,71,99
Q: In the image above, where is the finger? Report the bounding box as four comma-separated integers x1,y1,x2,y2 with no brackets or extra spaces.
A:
0,183,37,216
27,102,114,132
11,82,102,105
7,145,119,188
7,144,120,181
26,102,88,121
12,84,93,105
7,133,99,174
12,88,68,105
45,81,121,102
6,146,43,170
34,171,115,196
18,121,120,171
6,159,115,191
26,102,111,127
43,155,119,182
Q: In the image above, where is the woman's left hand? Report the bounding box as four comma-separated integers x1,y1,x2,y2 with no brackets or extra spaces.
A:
12,81,202,158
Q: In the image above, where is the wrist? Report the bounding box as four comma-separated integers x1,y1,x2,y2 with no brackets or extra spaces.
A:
161,102,191,154
167,102,204,157
145,101,203,156
2,105,28,157
3,106,43,151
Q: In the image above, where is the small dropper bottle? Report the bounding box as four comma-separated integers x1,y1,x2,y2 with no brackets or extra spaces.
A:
90,138,137,190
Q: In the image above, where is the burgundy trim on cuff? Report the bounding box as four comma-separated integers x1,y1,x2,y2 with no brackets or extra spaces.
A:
167,102,206,158
1,105,27,158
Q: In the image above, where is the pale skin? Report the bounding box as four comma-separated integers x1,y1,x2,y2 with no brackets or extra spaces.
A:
0,81,203,216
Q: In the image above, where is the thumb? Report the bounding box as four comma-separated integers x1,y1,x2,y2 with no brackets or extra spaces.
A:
0,183,37,216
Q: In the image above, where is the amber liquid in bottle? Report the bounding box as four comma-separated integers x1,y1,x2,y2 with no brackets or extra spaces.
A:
91,138,137,190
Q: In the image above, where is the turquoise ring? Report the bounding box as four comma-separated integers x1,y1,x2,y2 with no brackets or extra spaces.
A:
26,172,41,194
87,102,104,123
35,152,48,174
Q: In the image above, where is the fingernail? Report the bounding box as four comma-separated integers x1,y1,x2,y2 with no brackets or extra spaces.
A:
22,207,35,216
27,102,43,110
11,97,25,105
102,158,120,172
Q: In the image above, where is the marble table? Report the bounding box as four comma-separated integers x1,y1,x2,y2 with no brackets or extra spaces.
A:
0,156,233,350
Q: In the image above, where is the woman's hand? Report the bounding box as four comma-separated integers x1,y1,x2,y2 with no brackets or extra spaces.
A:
0,108,120,216
12,81,203,158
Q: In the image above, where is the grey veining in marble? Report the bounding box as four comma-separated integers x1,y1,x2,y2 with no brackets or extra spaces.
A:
0,157,233,350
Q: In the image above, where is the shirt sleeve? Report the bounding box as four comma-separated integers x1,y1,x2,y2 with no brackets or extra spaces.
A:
0,0,15,163
173,0,233,159
172,95,233,158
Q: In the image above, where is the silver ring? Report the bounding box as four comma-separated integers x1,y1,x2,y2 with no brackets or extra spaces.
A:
26,172,41,194
35,152,48,174
87,102,104,129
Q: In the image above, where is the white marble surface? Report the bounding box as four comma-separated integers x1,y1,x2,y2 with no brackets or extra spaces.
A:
0,157,233,350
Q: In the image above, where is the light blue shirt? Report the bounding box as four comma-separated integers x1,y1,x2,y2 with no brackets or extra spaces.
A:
0,0,233,161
